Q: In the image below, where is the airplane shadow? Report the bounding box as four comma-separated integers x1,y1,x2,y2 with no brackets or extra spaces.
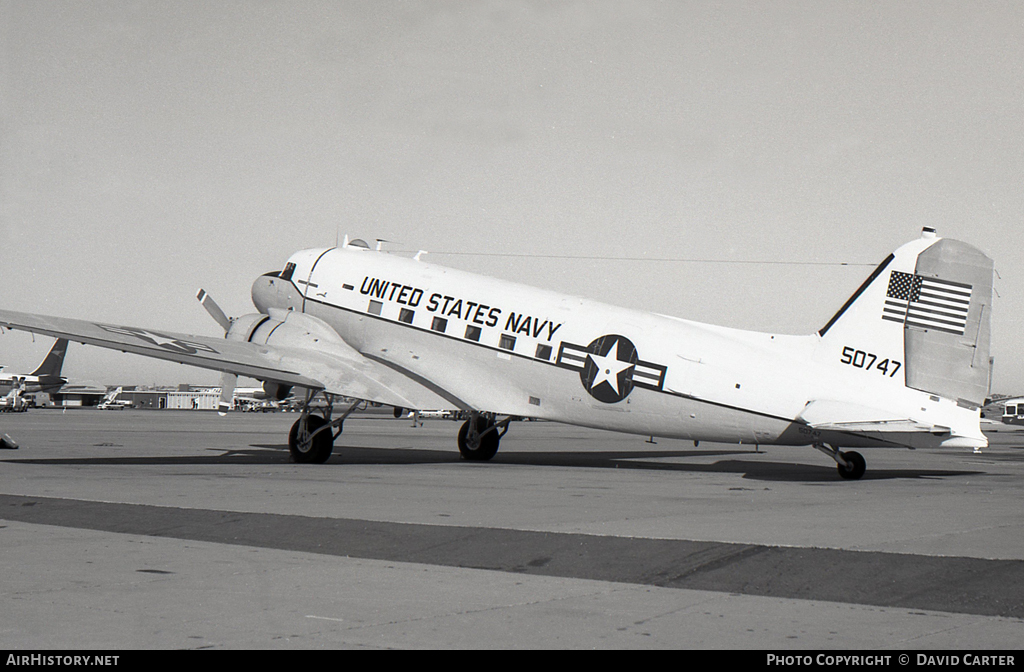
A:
0,446,294,467
339,446,983,482
1,443,982,482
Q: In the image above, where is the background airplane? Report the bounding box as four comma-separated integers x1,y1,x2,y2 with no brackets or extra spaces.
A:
0,228,993,479
0,339,69,397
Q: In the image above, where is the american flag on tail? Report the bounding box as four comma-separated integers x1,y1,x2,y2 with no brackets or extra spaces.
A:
881,270,972,335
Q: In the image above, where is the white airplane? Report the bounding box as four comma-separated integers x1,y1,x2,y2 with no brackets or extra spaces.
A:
0,227,993,479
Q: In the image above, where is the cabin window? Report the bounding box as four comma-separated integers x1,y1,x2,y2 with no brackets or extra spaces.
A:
1008,405,1018,415
535,344,552,360
368,300,383,316
280,262,296,281
464,325,481,342
431,317,448,333
499,334,516,351
399,308,415,324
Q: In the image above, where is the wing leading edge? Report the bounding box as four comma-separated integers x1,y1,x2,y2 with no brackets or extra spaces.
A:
0,308,456,412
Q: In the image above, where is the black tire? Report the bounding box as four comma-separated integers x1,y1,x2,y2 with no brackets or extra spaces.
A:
289,414,334,464
837,450,866,480
457,416,500,461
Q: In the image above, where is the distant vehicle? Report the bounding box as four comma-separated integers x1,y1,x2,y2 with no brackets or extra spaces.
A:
241,398,279,412
97,387,133,410
0,384,29,413
1001,398,1024,425
0,339,69,396
417,409,454,419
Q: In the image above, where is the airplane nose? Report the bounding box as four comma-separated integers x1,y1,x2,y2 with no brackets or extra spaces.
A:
251,274,273,314
252,272,300,314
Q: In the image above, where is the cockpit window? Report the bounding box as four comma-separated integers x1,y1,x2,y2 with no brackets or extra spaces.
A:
280,262,296,282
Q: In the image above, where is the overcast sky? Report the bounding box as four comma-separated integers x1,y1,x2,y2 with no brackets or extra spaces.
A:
1,1,1022,392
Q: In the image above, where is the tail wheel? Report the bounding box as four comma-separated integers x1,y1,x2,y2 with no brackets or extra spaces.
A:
458,416,500,461
289,414,334,464
837,450,866,480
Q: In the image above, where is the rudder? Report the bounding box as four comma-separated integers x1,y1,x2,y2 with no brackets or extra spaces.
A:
30,339,69,377
817,228,993,407
903,238,993,407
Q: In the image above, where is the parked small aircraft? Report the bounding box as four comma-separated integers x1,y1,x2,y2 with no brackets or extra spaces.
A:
0,338,69,396
0,227,993,479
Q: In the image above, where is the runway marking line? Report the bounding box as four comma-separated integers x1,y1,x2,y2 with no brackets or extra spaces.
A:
2,493,1023,619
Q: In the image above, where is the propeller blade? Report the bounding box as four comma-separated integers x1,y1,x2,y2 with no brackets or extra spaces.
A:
218,372,237,416
197,289,231,333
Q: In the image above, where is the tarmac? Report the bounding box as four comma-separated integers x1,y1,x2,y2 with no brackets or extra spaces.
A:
0,409,1022,650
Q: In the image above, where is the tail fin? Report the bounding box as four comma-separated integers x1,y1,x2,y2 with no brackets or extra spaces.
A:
30,339,69,377
817,228,993,407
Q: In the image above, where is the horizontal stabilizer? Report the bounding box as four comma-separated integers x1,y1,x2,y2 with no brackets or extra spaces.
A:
798,395,966,438
798,400,929,432
806,419,940,433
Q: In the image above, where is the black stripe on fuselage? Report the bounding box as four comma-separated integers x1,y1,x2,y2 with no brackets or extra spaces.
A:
287,280,851,435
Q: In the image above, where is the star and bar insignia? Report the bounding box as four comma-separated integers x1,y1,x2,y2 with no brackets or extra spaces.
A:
96,325,220,355
557,334,666,403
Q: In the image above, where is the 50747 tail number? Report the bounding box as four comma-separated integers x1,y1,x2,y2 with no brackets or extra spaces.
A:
840,346,901,377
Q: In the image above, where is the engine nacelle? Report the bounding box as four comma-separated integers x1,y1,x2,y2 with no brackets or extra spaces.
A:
224,313,272,343
262,381,292,401
224,311,347,396
226,310,344,351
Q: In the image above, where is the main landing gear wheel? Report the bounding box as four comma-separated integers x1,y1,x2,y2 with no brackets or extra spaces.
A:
837,450,866,480
289,414,334,464
814,443,867,481
458,415,500,461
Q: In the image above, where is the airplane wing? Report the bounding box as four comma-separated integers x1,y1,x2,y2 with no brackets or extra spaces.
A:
0,308,458,412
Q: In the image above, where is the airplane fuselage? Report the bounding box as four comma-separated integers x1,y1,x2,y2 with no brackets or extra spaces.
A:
0,375,65,396
251,245,981,451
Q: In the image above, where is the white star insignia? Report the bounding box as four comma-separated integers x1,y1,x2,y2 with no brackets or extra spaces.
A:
586,339,635,395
